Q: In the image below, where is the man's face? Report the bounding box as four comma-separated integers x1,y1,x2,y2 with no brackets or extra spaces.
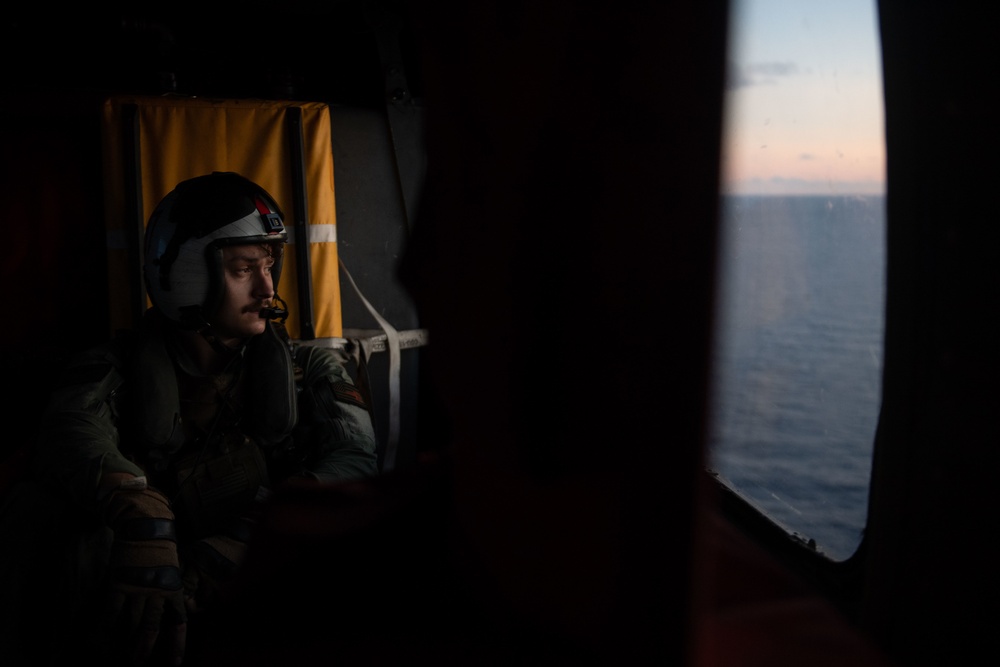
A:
212,244,276,344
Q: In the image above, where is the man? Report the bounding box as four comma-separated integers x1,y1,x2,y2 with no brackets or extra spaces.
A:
0,172,378,665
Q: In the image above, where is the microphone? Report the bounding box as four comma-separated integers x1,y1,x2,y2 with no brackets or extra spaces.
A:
259,306,288,319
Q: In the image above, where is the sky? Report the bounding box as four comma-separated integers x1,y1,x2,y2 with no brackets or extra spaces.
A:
721,0,885,195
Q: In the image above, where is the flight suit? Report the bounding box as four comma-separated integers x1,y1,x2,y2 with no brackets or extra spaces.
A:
0,308,378,664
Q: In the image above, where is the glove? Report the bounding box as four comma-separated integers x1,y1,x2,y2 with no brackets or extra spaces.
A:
101,483,187,666
181,514,256,614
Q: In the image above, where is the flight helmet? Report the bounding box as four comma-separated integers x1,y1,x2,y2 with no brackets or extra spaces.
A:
143,171,287,329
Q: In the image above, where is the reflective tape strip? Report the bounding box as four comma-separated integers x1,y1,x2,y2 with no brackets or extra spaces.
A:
286,224,336,244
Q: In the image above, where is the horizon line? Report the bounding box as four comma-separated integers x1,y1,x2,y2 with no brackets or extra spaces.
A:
722,177,885,197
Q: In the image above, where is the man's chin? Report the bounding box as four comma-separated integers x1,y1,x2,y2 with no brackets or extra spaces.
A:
242,320,268,338
215,319,266,343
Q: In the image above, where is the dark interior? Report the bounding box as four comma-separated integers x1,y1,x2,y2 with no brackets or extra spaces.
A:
2,2,997,665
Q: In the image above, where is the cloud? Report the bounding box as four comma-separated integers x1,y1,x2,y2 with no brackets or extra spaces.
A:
750,61,799,77
726,61,800,89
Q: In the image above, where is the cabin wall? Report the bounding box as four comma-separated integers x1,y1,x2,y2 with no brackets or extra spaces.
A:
330,104,425,470
2,95,110,441
397,2,730,662
861,2,1000,664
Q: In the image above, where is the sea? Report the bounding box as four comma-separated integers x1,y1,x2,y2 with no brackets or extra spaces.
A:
707,194,886,561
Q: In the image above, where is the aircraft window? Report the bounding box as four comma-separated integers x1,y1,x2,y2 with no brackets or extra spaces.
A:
708,0,885,561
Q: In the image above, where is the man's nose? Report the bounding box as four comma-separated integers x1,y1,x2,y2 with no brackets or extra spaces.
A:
253,270,275,299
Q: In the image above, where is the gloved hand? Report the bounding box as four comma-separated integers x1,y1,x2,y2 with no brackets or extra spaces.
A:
101,483,187,666
181,515,256,614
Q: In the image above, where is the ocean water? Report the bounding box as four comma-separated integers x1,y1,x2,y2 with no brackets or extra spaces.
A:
707,194,886,561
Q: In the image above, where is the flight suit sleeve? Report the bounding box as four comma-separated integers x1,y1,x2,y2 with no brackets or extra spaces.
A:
293,345,379,483
31,343,145,511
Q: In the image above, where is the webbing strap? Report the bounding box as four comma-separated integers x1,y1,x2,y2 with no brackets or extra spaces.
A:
338,258,401,473
119,517,177,542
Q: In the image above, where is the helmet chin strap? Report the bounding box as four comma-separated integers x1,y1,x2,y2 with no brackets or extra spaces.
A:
190,307,247,358
177,305,241,355
197,323,247,357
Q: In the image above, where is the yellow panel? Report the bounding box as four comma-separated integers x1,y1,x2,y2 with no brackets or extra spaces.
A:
101,96,341,340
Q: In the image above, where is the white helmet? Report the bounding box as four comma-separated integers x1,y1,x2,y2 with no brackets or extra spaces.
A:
143,172,288,329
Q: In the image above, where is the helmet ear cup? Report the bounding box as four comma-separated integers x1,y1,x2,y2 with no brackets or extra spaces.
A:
142,172,288,329
199,243,226,327
144,189,212,328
